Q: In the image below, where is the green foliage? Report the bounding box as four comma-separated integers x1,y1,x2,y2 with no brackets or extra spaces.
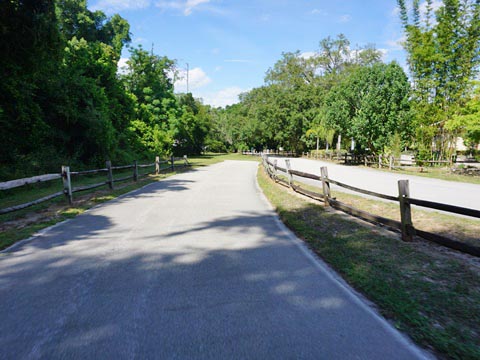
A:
0,1,212,179
216,35,392,154
325,62,412,153
0,0,62,169
121,47,212,157
446,83,480,148
397,0,480,158
218,36,409,155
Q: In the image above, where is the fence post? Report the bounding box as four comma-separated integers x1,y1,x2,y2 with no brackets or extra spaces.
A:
389,155,393,170
155,156,160,175
106,160,114,190
133,160,138,181
320,166,331,207
364,155,367,167
378,154,382,168
61,166,73,205
398,180,414,242
170,155,175,171
285,159,293,187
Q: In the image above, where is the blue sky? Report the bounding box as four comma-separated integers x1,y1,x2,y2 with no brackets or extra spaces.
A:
91,0,410,107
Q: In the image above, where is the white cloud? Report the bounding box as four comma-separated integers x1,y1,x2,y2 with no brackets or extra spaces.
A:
184,0,209,15
133,37,148,44
311,8,326,16
117,57,130,75
199,87,247,108
378,48,389,61
339,14,351,23
156,0,210,16
386,35,406,51
391,6,401,17
91,0,151,12
174,67,212,92
300,51,316,60
419,0,443,23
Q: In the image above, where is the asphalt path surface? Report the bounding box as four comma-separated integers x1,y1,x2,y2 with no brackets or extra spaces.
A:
0,161,430,359
271,157,480,212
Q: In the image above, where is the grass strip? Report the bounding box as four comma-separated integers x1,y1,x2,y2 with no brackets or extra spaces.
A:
258,165,480,360
287,177,479,248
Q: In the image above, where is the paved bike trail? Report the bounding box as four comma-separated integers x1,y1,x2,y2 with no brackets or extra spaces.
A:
0,161,430,359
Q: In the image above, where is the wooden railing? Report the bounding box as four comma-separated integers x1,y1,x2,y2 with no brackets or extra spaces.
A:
0,155,190,214
262,155,480,257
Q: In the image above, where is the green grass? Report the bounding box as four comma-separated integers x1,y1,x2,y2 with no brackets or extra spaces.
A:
377,165,480,185
258,166,480,359
287,179,480,248
0,153,257,250
187,152,260,166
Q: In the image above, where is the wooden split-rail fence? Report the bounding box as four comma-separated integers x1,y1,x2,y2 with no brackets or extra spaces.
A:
0,155,190,215
262,155,480,257
305,151,465,169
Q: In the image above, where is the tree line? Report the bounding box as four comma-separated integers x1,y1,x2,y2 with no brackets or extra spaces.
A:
0,0,211,180
1,1,479,181
208,0,480,160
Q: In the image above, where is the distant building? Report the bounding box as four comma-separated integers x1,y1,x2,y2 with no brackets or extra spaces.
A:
455,137,480,152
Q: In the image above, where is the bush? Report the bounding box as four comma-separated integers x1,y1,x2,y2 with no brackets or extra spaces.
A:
204,139,228,153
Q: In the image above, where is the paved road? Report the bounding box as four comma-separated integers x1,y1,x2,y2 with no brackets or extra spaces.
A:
272,157,480,211
0,161,429,359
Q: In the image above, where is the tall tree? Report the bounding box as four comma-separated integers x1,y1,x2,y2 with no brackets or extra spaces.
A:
0,0,62,173
324,62,411,153
123,46,178,157
52,0,133,164
445,83,480,149
397,0,480,159
316,34,351,75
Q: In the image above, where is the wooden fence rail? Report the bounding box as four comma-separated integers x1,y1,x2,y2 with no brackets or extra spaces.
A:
0,155,190,214
71,168,108,176
0,174,62,191
306,151,466,170
262,155,480,257
328,178,399,202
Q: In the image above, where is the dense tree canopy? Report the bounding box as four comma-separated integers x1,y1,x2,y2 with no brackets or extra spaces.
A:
2,1,480,180
215,36,411,155
324,62,411,153
0,0,212,179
